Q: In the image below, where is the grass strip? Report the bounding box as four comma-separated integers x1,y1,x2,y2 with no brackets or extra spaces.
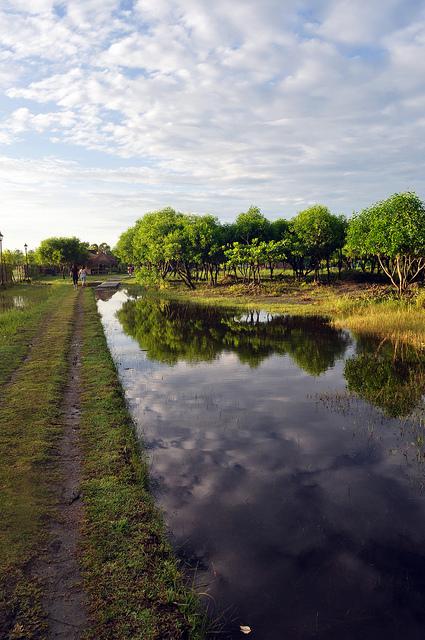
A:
0,287,76,639
334,304,425,348
0,284,69,387
79,289,204,640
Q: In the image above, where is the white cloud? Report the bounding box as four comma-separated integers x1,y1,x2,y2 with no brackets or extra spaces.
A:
0,0,424,248
316,0,400,44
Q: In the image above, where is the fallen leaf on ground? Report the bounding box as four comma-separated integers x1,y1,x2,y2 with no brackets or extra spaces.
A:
240,625,252,634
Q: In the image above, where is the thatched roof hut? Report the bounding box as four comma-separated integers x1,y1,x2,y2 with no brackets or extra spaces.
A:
86,251,118,274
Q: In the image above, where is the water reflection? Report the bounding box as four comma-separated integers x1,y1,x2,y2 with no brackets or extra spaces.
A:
97,290,425,639
0,295,27,312
117,297,350,374
345,337,425,418
118,296,425,418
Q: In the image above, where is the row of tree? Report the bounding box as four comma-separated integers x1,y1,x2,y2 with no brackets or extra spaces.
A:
2,238,113,273
115,205,347,289
115,192,425,294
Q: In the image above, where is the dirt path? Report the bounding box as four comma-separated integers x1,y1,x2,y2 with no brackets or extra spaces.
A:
36,291,88,638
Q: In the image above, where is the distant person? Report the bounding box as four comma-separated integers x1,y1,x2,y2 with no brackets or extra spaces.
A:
70,264,79,289
79,266,88,287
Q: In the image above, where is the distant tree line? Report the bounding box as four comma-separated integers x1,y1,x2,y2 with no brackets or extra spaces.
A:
2,238,116,278
115,192,425,294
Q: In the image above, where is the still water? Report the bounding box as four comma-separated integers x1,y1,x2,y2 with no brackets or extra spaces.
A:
97,289,425,640
0,294,27,312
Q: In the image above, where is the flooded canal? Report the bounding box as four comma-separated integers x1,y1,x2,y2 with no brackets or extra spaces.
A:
97,289,425,640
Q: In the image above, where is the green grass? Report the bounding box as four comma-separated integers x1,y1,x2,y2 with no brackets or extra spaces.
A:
0,282,204,638
0,287,76,639
0,284,71,386
79,290,204,640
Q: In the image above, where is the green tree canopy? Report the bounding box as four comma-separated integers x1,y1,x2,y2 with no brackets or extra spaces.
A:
115,226,138,264
98,242,111,254
132,208,201,288
235,206,270,244
2,249,24,265
291,205,343,268
346,192,425,293
36,237,89,268
270,218,289,241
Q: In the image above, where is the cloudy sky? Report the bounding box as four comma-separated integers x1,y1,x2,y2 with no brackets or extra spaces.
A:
0,0,424,250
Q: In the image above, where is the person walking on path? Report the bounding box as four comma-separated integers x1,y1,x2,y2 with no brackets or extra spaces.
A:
70,264,79,290
79,266,88,287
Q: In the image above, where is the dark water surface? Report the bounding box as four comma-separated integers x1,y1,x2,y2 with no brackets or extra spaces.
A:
97,289,425,640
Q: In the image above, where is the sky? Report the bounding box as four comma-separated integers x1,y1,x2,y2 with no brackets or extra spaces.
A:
0,0,425,250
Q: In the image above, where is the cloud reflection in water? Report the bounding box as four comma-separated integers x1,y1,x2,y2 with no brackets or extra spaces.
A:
97,290,425,640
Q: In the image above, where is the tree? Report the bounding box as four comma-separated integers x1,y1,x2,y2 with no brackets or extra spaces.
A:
224,242,252,282
2,249,24,265
331,214,348,277
270,218,289,241
347,192,425,294
27,250,37,265
186,214,223,285
132,208,181,283
37,237,89,276
345,209,377,273
223,239,286,283
131,208,202,289
115,226,138,264
291,205,344,280
260,240,287,280
235,206,270,244
283,224,307,279
98,242,111,254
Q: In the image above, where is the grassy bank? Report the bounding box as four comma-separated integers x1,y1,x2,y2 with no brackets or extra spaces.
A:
79,289,203,639
333,303,425,348
0,286,76,638
161,280,425,349
0,282,203,639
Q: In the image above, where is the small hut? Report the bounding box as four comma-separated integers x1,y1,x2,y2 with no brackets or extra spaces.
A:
86,251,118,275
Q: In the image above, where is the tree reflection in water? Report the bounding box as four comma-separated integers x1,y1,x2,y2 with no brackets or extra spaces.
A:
118,295,425,419
117,297,350,375
344,337,425,418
